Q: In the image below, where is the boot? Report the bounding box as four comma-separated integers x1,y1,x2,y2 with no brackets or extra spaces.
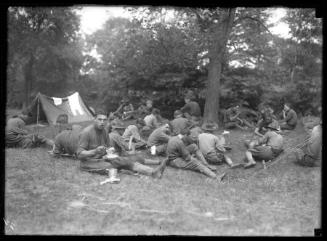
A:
132,162,155,176
144,158,161,165
151,158,169,179
195,150,212,168
197,162,217,178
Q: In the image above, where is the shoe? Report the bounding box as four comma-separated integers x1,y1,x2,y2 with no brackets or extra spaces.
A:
224,145,232,151
152,158,168,179
208,165,217,171
244,162,256,169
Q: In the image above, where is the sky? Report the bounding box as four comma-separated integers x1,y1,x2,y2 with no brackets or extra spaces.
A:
78,6,291,38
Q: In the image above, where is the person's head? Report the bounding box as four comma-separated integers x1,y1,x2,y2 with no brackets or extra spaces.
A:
184,90,195,102
174,110,183,118
184,97,191,104
232,105,240,112
263,110,273,123
160,123,171,133
110,119,125,133
180,128,190,136
152,108,160,117
17,113,28,122
284,102,291,111
94,109,108,130
136,118,146,129
146,99,153,108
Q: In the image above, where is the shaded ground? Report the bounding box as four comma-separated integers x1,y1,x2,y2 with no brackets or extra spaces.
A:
4,119,321,235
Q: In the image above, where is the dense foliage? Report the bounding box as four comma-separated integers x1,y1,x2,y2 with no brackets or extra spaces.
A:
7,7,322,118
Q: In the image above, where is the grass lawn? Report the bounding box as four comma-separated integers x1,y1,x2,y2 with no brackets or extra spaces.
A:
4,119,321,235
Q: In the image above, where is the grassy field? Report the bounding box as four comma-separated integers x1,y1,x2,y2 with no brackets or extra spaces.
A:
4,117,321,235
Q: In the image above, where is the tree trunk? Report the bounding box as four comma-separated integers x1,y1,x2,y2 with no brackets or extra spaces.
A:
203,8,235,124
23,54,34,109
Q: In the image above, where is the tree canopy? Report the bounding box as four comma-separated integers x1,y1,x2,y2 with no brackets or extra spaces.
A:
7,7,322,119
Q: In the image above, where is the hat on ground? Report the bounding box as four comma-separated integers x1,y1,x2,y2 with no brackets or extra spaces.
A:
201,121,219,132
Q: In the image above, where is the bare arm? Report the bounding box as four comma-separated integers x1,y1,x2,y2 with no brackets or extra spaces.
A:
254,127,264,137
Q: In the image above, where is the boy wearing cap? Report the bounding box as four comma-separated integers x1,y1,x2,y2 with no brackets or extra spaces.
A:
243,127,284,168
198,122,241,168
147,123,171,156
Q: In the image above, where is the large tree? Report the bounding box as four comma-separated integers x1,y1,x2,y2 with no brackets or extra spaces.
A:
8,7,84,108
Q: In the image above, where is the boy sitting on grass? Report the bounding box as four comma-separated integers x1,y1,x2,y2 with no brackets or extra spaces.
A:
243,126,284,169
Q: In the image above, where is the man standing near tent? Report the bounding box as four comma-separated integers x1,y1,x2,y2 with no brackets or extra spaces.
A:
5,112,54,149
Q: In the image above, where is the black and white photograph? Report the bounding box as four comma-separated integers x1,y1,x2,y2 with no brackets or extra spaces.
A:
4,5,322,235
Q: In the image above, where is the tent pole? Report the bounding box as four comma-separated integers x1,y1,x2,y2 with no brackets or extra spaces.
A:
37,97,39,126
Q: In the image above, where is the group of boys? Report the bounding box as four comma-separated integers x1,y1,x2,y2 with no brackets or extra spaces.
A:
5,92,322,183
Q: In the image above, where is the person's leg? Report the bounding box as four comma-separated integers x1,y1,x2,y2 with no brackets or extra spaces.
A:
205,152,224,165
133,140,147,149
169,157,217,179
35,134,54,148
110,156,166,178
293,148,317,167
224,122,237,129
280,123,295,130
223,154,242,168
20,135,35,148
244,145,274,168
241,119,255,128
186,143,213,169
244,150,256,168
80,158,114,175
